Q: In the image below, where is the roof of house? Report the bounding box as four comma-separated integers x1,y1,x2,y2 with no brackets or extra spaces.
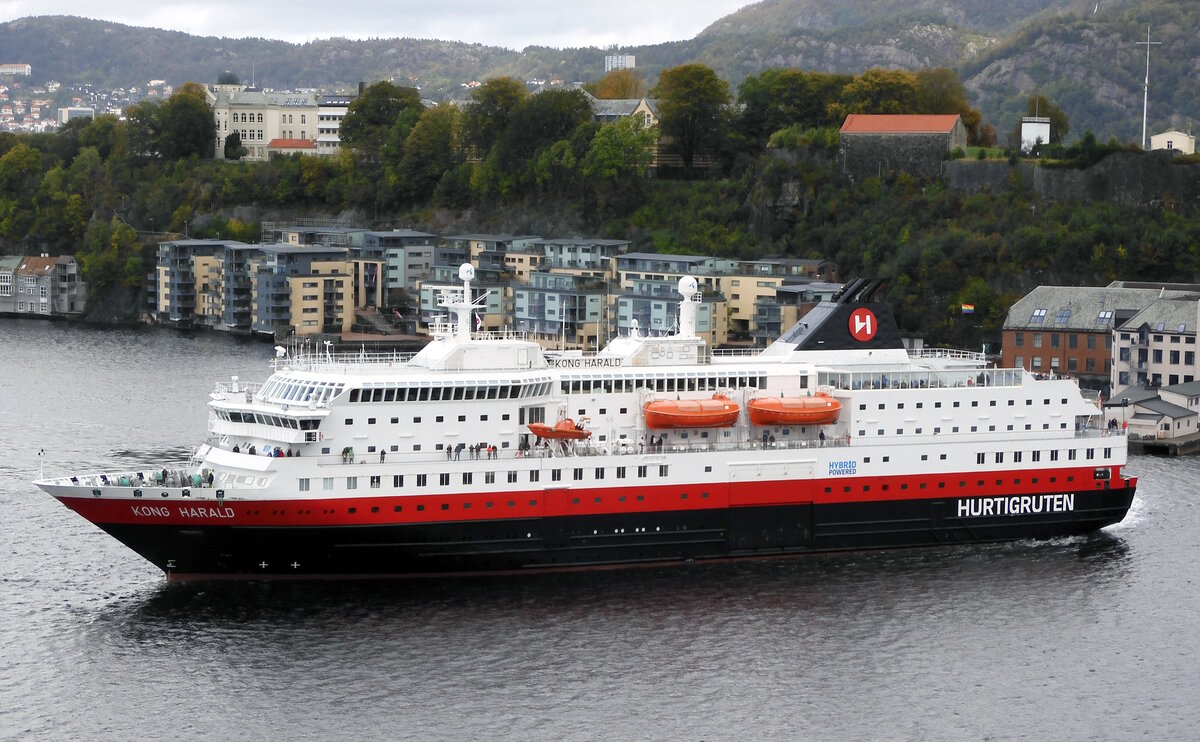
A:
1135,397,1195,420
1121,296,1200,335
1003,285,1186,332
15,255,56,276
267,138,317,149
1106,386,1161,407
839,114,962,134
1162,380,1200,397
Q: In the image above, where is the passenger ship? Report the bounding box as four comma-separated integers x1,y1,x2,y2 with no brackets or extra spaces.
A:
35,265,1136,579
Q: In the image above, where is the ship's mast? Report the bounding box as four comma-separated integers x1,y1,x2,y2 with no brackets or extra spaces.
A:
436,263,487,342
676,276,699,339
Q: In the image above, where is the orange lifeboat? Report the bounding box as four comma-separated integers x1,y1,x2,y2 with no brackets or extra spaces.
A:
748,393,841,426
528,419,592,440
643,394,741,430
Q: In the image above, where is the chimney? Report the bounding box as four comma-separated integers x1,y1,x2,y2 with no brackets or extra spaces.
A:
358,81,365,95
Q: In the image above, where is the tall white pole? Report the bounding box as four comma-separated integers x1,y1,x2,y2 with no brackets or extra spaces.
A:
1138,25,1161,150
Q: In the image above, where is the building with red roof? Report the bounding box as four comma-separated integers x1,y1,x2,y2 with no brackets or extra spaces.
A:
267,138,318,158
838,114,967,179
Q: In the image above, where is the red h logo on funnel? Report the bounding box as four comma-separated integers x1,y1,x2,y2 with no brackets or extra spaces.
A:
849,308,877,342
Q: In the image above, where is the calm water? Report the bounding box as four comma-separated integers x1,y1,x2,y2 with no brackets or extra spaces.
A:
1,318,1198,741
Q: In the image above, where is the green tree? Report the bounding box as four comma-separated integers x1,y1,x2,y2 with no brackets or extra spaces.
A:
915,68,986,145
650,63,730,177
339,81,422,157
395,104,461,203
830,69,920,120
223,130,247,160
736,69,850,151
123,99,160,158
157,82,216,160
462,77,528,154
494,88,594,172
583,115,655,180
77,114,125,161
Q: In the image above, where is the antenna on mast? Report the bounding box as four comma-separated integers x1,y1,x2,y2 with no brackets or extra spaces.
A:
1138,25,1161,150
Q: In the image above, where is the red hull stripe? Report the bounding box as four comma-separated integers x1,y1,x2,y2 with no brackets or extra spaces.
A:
57,465,1134,528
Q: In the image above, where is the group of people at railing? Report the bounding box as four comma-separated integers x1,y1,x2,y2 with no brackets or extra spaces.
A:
80,468,215,489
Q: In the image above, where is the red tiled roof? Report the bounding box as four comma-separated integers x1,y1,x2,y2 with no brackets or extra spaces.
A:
15,255,56,275
267,138,317,149
840,114,962,134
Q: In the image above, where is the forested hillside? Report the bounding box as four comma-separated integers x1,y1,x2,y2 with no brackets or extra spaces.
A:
2,67,1200,349
0,1,1193,143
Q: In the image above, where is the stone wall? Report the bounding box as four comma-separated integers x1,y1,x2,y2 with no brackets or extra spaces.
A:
840,133,950,180
945,151,1200,208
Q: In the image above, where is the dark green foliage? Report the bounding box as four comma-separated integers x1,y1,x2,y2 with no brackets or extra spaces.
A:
339,82,422,158
651,64,731,177
462,78,528,153
156,83,216,160
223,130,247,160
735,69,851,152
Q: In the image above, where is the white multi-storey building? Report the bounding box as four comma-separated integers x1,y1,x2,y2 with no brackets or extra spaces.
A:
604,54,635,73
317,94,354,156
209,85,319,161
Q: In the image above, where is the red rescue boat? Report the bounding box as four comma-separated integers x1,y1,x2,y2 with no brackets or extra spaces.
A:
748,393,841,426
528,419,592,440
643,394,741,430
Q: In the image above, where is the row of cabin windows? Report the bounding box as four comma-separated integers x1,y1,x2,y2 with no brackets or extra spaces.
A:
851,448,1111,467
346,414,511,425
860,422,1071,436
561,374,772,395
348,381,552,403
857,398,1069,411
973,448,1111,464
825,475,1076,494
285,492,712,516
299,464,673,491
217,411,322,429
258,379,345,405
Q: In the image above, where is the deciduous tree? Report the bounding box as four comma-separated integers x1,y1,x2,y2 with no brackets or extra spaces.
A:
736,69,850,151
650,63,730,177
462,77,528,154
593,69,646,100
157,82,216,160
396,104,461,203
830,69,920,120
339,82,422,158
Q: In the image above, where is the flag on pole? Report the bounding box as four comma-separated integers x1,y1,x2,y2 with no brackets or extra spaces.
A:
961,304,975,314
475,312,483,329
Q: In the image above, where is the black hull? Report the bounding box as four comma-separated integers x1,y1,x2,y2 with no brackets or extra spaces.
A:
95,485,1137,579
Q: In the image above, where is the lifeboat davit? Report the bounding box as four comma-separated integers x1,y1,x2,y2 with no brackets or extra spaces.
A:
643,394,741,430
528,419,592,440
747,393,841,426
